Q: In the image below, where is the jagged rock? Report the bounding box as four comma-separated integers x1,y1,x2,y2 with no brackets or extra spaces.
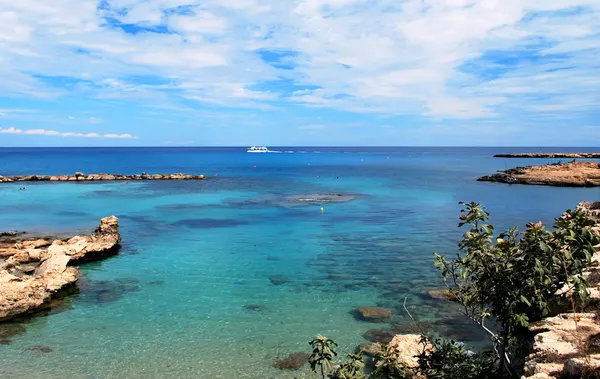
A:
0,217,121,322
388,334,429,368
47,216,121,263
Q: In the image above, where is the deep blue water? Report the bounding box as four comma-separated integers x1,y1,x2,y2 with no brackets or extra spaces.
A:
0,147,599,378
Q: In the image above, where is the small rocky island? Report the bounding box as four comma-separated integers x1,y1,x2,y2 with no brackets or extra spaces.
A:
494,153,600,159
0,216,121,321
0,172,206,183
478,161,600,187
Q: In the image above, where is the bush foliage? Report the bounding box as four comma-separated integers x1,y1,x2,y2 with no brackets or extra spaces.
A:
302,202,599,379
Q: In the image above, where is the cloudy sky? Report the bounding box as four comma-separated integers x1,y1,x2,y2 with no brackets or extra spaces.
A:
0,0,599,146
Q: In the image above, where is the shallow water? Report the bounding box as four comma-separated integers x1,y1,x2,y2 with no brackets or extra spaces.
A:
1,147,599,378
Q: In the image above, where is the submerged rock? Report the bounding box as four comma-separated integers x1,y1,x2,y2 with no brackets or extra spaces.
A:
356,343,383,357
28,345,53,353
0,323,27,345
274,352,310,370
243,304,267,312
363,328,398,344
355,307,393,322
424,288,458,302
269,275,290,286
285,193,357,205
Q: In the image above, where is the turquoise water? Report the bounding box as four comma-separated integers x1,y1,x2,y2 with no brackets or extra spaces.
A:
1,147,599,378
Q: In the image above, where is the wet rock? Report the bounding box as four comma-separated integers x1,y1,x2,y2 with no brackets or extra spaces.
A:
355,307,393,322
269,275,290,286
28,345,53,353
274,352,310,370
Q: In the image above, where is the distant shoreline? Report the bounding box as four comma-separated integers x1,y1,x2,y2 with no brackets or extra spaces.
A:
494,153,600,159
478,161,600,187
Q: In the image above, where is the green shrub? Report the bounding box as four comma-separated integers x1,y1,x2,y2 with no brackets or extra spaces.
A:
435,202,599,376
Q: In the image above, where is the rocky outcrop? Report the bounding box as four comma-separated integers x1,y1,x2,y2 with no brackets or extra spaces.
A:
495,153,600,159
387,334,428,368
0,172,206,183
522,201,600,378
478,161,600,187
0,217,121,322
48,216,121,264
524,313,600,378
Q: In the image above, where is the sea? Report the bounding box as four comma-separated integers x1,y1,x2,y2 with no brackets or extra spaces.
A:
0,147,599,379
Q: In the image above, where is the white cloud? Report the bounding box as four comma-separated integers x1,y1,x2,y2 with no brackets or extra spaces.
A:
0,127,137,139
0,0,597,121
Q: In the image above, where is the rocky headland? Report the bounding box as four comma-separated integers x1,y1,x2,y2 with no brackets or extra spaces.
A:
0,171,205,183
478,161,600,187
495,153,600,159
0,216,121,321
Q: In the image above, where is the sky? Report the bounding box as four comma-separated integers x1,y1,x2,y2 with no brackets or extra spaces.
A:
0,0,599,146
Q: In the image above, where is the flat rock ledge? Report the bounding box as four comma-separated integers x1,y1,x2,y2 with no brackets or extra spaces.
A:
478,161,600,187
495,153,600,159
0,216,121,322
0,172,205,183
522,201,600,379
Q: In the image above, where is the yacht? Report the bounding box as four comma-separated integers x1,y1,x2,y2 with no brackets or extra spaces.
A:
247,146,271,153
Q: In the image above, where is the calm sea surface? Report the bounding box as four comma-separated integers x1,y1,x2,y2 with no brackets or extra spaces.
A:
1,147,599,378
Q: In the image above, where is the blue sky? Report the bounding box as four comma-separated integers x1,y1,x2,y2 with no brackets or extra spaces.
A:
0,0,599,146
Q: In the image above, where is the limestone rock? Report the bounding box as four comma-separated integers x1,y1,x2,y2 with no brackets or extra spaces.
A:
47,216,121,263
0,216,121,321
524,313,600,378
387,334,426,368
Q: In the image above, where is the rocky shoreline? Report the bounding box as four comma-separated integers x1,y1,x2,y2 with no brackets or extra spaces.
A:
478,161,600,187
495,153,600,159
0,172,206,183
0,217,121,321
522,201,600,378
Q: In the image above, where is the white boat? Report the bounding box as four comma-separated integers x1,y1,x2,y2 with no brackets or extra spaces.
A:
247,146,271,153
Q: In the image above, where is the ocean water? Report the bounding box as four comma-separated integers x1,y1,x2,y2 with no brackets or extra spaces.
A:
1,147,599,379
